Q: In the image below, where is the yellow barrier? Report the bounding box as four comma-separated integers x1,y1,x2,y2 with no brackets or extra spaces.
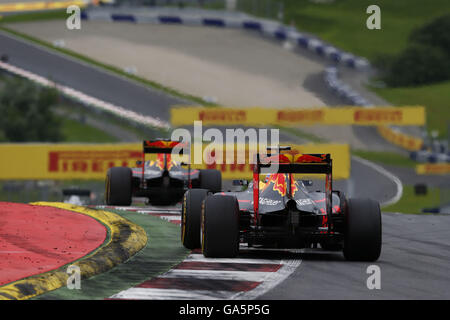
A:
416,164,450,175
189,143,350,180
377,125,423,151
170,106,426,126
0,1,87,12
0,143,350,180
0,143,143,180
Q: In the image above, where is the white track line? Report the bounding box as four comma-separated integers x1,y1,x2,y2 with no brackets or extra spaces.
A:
158,215,181,222
104,205,302,300
111,288,234,300
186,254,281,265
231,258,302,300
159,269,274,282
0,60,169,128
140,211,181,215
0,30,187,103
352,155,403,207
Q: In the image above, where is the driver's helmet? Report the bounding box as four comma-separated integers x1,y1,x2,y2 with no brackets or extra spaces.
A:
264,174,271,183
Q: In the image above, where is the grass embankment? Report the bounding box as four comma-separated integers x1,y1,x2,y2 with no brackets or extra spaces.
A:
282,0,448,60
281,0,450,138
372,81,450,139
352,150,416,168
60,117,118,143
384,185,442,214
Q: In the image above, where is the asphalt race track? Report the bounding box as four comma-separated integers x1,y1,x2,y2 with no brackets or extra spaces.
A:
1,29,449,299
0,31,183,121
259,212,450,299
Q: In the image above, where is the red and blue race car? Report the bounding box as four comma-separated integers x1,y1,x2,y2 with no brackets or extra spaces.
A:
105,140,222,206
181,146,382,262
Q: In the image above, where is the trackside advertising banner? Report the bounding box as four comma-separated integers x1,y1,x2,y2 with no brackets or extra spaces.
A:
0,1,87,12
0,143,350,180
170,106,425,126
416,164,450,175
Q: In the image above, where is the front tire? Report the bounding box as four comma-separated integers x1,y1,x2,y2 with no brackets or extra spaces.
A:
105,167,132,206
343,198,382,261
181,189,208,249
202,195,239,258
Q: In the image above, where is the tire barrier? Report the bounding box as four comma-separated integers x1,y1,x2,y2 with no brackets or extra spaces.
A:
323,67,371,106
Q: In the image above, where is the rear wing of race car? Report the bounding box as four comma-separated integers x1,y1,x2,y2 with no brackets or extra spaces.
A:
143,139,189,154
252,147,333,232
140,139,191,186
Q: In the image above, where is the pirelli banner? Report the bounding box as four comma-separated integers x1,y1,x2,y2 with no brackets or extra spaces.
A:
0,143,350,180
0,1,87,13
416,164,450,175
170,106,425,126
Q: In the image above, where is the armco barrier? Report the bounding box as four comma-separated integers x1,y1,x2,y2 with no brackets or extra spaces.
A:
170,106,426,127
0,142,350,180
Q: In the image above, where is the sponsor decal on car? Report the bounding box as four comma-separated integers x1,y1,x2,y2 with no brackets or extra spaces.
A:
295,199,315,206
258,198,282,206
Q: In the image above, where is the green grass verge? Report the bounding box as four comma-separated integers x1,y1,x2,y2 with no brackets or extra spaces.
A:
281,0,450,139
60,117,119,143
278,126,327,143
352,149,416,168
0,26,214,107
384,185,441,214
34,209,189,300
371,81,450,139
282,0,450,61
0,10,67,24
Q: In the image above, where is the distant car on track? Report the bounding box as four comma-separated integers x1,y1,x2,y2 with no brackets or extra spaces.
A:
182,146,382,261
105,140,222,206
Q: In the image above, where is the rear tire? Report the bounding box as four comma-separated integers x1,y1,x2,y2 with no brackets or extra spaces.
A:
202,195,239,258
105,167,132,206
343,198,382,261
199,169,222,193
181,189,208,249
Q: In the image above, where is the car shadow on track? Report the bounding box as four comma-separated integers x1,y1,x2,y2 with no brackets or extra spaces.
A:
236,246,346,262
